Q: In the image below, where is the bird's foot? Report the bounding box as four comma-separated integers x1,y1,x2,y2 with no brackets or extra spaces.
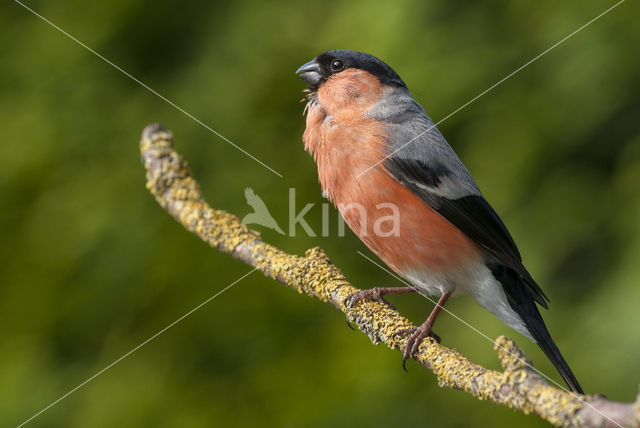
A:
343,286,415,329
394,323,440,371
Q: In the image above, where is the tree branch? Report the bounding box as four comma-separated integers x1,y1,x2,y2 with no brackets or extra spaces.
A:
140,123,638,427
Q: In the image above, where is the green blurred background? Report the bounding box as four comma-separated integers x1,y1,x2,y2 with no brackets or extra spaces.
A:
2,1,639,426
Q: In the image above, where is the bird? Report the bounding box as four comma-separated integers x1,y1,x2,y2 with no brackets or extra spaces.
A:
242,187,285,234
296,49,583,394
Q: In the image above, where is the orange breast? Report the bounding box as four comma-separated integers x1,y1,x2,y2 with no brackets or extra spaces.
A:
332,149,481,275
303,71,482,275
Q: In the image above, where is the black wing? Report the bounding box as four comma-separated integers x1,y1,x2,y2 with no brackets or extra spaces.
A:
384,156,549,308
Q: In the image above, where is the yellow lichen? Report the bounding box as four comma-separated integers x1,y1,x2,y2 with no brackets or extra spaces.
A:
139,123,625,427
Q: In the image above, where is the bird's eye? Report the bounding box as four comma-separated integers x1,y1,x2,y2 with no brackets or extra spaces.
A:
331,59,344,71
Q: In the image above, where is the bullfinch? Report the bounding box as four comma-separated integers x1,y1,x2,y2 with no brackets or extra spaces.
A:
296,49,583,394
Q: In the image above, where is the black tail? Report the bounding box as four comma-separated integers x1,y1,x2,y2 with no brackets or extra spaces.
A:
489,264,584,394
528,316,584,394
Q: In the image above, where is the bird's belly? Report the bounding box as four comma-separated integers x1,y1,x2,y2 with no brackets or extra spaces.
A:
333,167,484,294
325,162,530,337
306,115,483,294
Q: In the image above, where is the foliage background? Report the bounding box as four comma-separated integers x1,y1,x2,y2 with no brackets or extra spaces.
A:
1,1,639,426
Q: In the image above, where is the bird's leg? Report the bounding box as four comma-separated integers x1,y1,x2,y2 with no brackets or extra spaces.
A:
344,286,416,329
396,291,452,370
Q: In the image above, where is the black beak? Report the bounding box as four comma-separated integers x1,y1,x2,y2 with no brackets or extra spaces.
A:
296,59,323,87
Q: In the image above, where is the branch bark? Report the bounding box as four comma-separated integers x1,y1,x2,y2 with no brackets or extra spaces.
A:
140,123,639,428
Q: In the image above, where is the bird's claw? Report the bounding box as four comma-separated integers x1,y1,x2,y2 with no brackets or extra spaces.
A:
393,326,440,371
343,288,397,310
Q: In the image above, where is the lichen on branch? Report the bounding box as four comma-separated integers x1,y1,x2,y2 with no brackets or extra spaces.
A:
140,123,638,428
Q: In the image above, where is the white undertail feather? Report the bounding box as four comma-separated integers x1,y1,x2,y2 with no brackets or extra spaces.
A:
403,261,535,342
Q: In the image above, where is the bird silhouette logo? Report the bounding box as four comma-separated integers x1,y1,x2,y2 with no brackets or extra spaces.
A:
242,187,285,234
